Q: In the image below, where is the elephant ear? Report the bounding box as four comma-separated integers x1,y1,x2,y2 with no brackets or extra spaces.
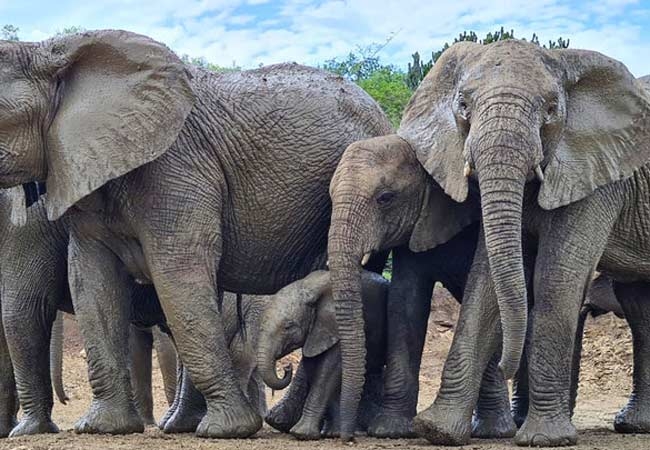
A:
303,288,339,358
538,50,650,210
409,179,479,253
399,42,483,203
44,30,195,220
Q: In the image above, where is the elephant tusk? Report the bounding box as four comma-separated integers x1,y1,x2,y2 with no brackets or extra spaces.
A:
463,161,472,177
361,252,371,266
534,165,544,182
326,259,329,268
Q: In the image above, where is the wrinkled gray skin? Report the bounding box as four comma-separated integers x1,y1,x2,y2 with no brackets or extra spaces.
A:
0,187,177,437
258,270,387,440
402,40,650,446
158,292,268,433
326,135,523,440
0,30,391,438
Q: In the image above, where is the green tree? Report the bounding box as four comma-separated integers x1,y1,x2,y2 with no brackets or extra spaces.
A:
357,66,412,128
1,24,19,41
321,43,382,82
180,54,241,73
55,26,86,37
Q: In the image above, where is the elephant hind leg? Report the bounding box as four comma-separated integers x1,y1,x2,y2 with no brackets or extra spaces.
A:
0,299,18,437
612,281,650,434
129,326,155,426
471,353,516,439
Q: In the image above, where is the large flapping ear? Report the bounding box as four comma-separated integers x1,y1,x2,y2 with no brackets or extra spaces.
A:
538,50,650,210
8,186,27,226
43,30,195,220
303,285,340,358
398,41,483,203
409,178,479,253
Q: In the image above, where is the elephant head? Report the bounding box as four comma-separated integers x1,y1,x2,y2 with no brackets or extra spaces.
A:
399,39,650,378
257,270,333,390
0,30,195,220
327,134,477,439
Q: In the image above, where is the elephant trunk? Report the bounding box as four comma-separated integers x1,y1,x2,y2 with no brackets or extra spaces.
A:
50,311,68,404
473,124,534,380
257,339,293,391
328,190,368,441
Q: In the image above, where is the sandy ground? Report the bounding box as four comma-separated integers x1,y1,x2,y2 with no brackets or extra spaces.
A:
1,286,648,450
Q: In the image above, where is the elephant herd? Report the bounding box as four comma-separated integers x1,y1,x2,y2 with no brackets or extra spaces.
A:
0,29,648,448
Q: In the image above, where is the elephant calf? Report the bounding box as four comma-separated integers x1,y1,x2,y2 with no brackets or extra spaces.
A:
258,270,388,440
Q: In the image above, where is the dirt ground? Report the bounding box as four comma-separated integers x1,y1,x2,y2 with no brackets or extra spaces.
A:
1,286,648,450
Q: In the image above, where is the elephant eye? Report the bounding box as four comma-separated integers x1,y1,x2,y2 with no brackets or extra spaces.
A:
376,191,396,206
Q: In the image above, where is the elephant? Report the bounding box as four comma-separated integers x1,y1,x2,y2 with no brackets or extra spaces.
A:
397,39,650,446
326,134,539,440
257,270,388,440
0,184,178,437
0,29,392,438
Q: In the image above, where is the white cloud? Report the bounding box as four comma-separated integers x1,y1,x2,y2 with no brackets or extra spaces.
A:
2,0,650,75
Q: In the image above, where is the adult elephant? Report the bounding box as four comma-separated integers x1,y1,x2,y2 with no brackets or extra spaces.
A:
0,184,177,437
0,31,391,438
327,135,535,440
401,40,650,446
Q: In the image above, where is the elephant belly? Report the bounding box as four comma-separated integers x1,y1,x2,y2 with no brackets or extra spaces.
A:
599,214,650,283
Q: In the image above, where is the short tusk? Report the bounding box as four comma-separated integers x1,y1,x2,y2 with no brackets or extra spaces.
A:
326,259,329,268
361,252,371,267
534,165,544,182
463,161,471,178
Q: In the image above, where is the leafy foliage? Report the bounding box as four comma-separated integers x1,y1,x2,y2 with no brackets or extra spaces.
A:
357,67,412,128
1,24,19,41
180,55,241,73
54,26,86,37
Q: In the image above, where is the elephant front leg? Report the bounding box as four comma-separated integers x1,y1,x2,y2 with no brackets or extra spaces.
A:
68,232,144,435
368,248,433,438
471,354,517,439
266,360,310,432
129,326,155,426
147,238,261,438
612,281,650,434
515,208,614,447
159,362,206,433
0,304,18,437
152,327,178,407
414,235,501,445
3,294,59,437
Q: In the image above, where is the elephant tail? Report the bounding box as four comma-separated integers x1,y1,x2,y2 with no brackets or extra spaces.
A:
50,311,69,405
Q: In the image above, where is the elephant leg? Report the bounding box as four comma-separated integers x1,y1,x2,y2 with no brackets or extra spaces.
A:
0,300,17,438
515,206,615,447
146,235,261,438
290,351,341,440
247,372,267,418
569,307,590,418
613,281,650,433
471,353,516,438
129,326,155,426
152,327,177,406
414,233,500,445
356,370,383,432
68,231,143,435
160,362,206,433
266,359,310,432
368,247,434,438
3,293,58,437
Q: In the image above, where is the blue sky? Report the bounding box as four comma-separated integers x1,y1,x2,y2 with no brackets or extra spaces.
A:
2,0,650,76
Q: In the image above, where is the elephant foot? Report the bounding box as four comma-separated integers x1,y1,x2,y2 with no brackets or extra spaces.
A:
0,416,17,438
290,417,322,441
161,405,205,433
614,399,650,433
321,418,340,439
471,410,517,439
75,399,144,435
265,400,302,433
9,415,58,437
413,404,471,446
367,411,415,438
515,414,577,447
195,401,262,438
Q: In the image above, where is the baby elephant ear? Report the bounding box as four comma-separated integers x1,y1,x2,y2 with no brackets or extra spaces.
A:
303,288,339,358
538,50,650,210
399,41,483,203
44,30,196,220
409,179,479,253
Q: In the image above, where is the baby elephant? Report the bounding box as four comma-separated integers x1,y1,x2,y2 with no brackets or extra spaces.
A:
257,270,388,440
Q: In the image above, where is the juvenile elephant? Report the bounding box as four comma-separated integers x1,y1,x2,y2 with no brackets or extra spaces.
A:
0,185,177,437
400,40,650,446
258,270,388,440
327,135,533,440
0,31,391,437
